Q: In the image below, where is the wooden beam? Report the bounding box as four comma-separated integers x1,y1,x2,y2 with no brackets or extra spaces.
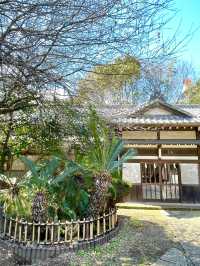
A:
127,159,200,164
124,139,200,145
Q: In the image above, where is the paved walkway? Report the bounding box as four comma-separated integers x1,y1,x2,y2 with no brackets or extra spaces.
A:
161,209,200,265
153,244,200,265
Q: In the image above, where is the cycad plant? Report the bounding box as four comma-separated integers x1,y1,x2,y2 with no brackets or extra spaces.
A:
21,156,62,222
21,156,90,221
76,109,135,216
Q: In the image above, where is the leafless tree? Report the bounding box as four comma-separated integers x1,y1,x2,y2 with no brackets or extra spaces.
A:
130,60,196,104
0,0,187,114
0,0,193,172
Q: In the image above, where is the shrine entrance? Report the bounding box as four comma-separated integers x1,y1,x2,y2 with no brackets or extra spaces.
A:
141,162,182,202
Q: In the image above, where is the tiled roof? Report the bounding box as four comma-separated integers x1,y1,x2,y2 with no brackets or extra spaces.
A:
97,100,200,126
111,115,200,126
176,104,200,117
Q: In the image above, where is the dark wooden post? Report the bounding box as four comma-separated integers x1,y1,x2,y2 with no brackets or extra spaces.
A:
157,130,163,201
196,127,200,185
177,164,182,203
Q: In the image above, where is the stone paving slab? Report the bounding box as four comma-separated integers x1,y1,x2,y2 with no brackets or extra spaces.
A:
181,242,200,256
189,256,200,266
152,259,178,266
152,248,188,266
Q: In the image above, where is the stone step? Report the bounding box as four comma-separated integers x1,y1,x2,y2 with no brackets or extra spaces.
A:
117,201,200,210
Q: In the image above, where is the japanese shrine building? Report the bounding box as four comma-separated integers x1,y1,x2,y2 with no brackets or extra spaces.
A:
100,99,200,203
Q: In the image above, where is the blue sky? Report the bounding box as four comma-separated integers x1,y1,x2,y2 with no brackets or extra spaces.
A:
172,0,200,72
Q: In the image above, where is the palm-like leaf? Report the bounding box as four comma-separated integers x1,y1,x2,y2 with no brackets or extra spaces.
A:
83,137,135,173
106,139,123,169
53,160,86,184
20,156,38,177
109,148,136,172
21,156,61,190
40,157,61,180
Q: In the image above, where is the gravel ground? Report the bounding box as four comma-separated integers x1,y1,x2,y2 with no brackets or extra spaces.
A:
0,244,16,266
1,209,200,265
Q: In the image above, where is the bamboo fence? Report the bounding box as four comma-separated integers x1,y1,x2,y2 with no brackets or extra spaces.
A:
0,208,117,245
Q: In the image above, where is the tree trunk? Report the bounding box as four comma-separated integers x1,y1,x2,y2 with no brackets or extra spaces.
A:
88,171,112,217
0,112,13,173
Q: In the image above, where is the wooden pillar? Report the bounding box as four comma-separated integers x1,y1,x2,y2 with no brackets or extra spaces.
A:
157,130,161,159
157,130,163,201
195,127,200,185
177,164,182,203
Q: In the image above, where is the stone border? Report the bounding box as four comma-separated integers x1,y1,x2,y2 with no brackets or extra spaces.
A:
0,221,120,265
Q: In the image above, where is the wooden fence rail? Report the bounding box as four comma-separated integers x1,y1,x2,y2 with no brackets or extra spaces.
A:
0,208,117,246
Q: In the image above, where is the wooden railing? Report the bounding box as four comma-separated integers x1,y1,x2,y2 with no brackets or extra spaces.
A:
0,208,117,245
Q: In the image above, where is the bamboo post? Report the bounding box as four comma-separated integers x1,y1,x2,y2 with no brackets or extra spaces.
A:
37,222,40,244
70,220,73,243
82,218,86,240
97,216,100,236
86,219,90,240
77,220,80,241
3,215,7,235
111,210,115,229
57,220,60,243
8,217,12,236
45,221,48,243
51,221,54,243
24,221,28,243
103,213,106,234
0,208,3,233
90,218,93,240
32,222,35,243
109,210,111,230
18,219,22,242
64,221,68,242
14,217,18,240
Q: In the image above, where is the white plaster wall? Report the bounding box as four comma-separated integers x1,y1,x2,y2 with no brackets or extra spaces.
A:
122,163,141,184
144,107,171,115
122,131,157,139
160,131,196,139
180,164,199,185
11,155,40,171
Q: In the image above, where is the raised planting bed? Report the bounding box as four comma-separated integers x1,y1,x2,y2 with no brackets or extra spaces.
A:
0,207,118,264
